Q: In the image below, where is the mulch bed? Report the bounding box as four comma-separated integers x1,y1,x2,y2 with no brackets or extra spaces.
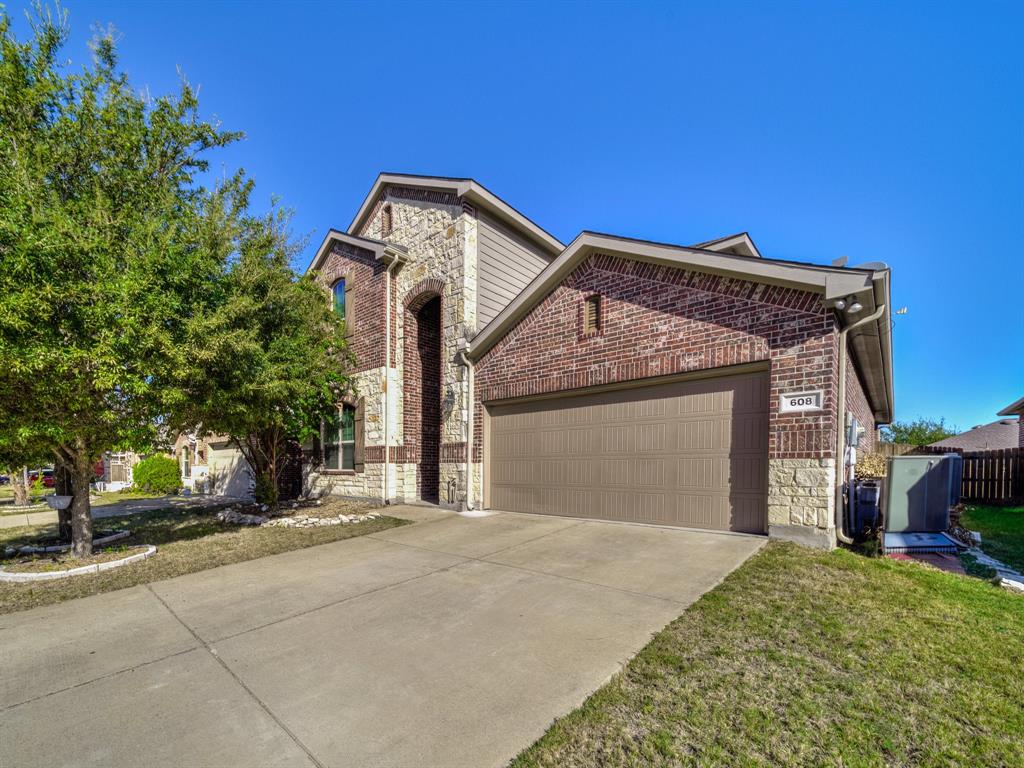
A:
4,545,149,573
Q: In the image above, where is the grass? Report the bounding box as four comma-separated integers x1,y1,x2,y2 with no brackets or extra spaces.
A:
961,505,1024,574
0,500,407,614
90,489,167,504
512,542,1024,768
5,545,149,573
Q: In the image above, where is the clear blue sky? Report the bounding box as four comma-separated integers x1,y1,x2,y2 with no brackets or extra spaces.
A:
13,0,1024,432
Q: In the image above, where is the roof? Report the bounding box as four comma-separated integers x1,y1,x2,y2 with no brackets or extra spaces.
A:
347,173,564,257
692,232,762,258
305,230,408,275
998,396,1024,417
468,230,894,423
930,419,1021,451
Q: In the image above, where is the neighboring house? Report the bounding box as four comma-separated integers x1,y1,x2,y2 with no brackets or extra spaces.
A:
997,396,1024,448
94,451,141,491
929,419,1021,451
173,433,255,498
300,173,894,549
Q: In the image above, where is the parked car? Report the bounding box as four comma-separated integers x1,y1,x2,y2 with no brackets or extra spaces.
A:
28,469,55,488
0,474,9,485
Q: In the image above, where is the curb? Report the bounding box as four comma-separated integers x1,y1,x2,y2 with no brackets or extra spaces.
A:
0,545,157,583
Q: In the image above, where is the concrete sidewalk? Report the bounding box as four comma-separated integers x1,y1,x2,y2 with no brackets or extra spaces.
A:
0,506,763,768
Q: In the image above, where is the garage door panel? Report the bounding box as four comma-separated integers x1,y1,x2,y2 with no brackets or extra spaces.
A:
487,372,768,534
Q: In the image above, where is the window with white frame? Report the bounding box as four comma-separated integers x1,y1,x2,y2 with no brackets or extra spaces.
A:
323,404,356,470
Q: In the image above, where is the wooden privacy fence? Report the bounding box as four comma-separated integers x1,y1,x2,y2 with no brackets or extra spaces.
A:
907,446,1024,506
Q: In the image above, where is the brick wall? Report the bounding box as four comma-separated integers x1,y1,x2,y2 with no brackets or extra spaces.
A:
316,241,389,373
404,295,442,502
473,253,839,463
844,353,876,453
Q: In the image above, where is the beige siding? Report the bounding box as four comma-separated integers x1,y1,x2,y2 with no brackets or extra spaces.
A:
486,372,769,533
476,212,553,329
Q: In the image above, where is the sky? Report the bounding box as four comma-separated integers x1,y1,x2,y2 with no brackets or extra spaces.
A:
9,0,1023,432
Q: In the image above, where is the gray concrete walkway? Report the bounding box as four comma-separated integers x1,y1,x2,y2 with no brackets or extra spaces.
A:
0,506,763,768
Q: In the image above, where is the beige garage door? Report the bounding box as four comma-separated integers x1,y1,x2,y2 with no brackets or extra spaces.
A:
486,371,768,533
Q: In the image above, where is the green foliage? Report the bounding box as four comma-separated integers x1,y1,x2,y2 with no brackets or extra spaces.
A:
0,6,248,550
880,417,958,445
30,474,45,496
175,208,351,505
131,455,181,494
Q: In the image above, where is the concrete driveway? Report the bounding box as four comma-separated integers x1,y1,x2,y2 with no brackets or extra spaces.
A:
0,507,763,768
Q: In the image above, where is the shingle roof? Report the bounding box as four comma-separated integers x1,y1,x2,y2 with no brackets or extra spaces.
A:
929,419,1021,451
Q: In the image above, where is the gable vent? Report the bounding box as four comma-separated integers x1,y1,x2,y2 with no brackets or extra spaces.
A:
583,295,601,335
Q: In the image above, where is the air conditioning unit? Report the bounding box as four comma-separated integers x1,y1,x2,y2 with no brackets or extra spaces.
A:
882,454,963,554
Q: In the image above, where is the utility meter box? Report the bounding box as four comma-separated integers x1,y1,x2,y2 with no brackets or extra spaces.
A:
884,454,963,533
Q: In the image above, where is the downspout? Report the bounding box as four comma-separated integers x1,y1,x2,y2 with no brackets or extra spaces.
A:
382,256,401,505
835,302,886,544
465,350,475,511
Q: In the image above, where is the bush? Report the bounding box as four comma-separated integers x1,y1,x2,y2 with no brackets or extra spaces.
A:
132,455,181,494
856,452,888,479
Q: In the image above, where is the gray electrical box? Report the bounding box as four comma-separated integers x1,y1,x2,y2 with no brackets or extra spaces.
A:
884,454,963,533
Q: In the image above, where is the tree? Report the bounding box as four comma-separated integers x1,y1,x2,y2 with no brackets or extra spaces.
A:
174,208,352,505
880,417,958,446
0,7,245,556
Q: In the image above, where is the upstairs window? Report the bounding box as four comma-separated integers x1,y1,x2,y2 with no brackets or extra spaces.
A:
381,204,393,237
333,279,346,317
323,404,356,471
583,294,601,335
333,278,354,332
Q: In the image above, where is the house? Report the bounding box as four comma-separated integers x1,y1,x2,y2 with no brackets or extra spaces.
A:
173,432,254,498
303,173,894,549
997,397,1024,448
929,418,1021,451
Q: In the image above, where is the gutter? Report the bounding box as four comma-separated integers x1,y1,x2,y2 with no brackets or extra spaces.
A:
835,302,887,544
456,349,475,511
380,248,406,505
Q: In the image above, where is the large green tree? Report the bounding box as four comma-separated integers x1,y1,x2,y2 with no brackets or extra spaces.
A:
174,208,351,505
0,6,245,555
880,417,958,446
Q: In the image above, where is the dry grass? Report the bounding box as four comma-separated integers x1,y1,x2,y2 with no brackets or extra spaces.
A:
512,542,1024,768
0,499,406,614
4,545,149,573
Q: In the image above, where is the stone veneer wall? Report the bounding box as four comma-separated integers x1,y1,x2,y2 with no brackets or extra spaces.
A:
844,353,876,453
472,253,842,547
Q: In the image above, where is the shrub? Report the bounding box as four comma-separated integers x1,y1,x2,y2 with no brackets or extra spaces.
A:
132,455,181,494
856,452,888,479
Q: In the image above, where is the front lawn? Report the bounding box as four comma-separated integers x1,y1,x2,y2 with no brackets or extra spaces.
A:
513,542,1024,768
0,500,406,614
961,505,1024,574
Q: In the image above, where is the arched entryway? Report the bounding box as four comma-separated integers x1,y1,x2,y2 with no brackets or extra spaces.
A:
404,291,442,503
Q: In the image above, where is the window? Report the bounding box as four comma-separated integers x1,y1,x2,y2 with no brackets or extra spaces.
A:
381,204,393,237
333,278,354,332
181,446,191,478
324,404,356,470
333,279,346,318
583,294,601,335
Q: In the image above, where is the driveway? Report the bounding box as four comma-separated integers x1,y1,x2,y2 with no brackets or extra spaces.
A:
0,506,763,768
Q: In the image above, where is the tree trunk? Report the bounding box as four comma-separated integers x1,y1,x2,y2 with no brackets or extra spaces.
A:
54,458,74,542
11,466,29,506
68,448,94,558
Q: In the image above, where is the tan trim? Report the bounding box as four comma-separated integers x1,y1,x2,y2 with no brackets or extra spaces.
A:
998,396,1024,417
304,229,408,276
347,174,564,256
481,361,770,407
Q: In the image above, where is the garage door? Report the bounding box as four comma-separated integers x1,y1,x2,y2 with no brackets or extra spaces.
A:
486,371,768,533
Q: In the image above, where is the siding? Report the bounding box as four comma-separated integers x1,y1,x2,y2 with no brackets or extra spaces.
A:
476,211,553,329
